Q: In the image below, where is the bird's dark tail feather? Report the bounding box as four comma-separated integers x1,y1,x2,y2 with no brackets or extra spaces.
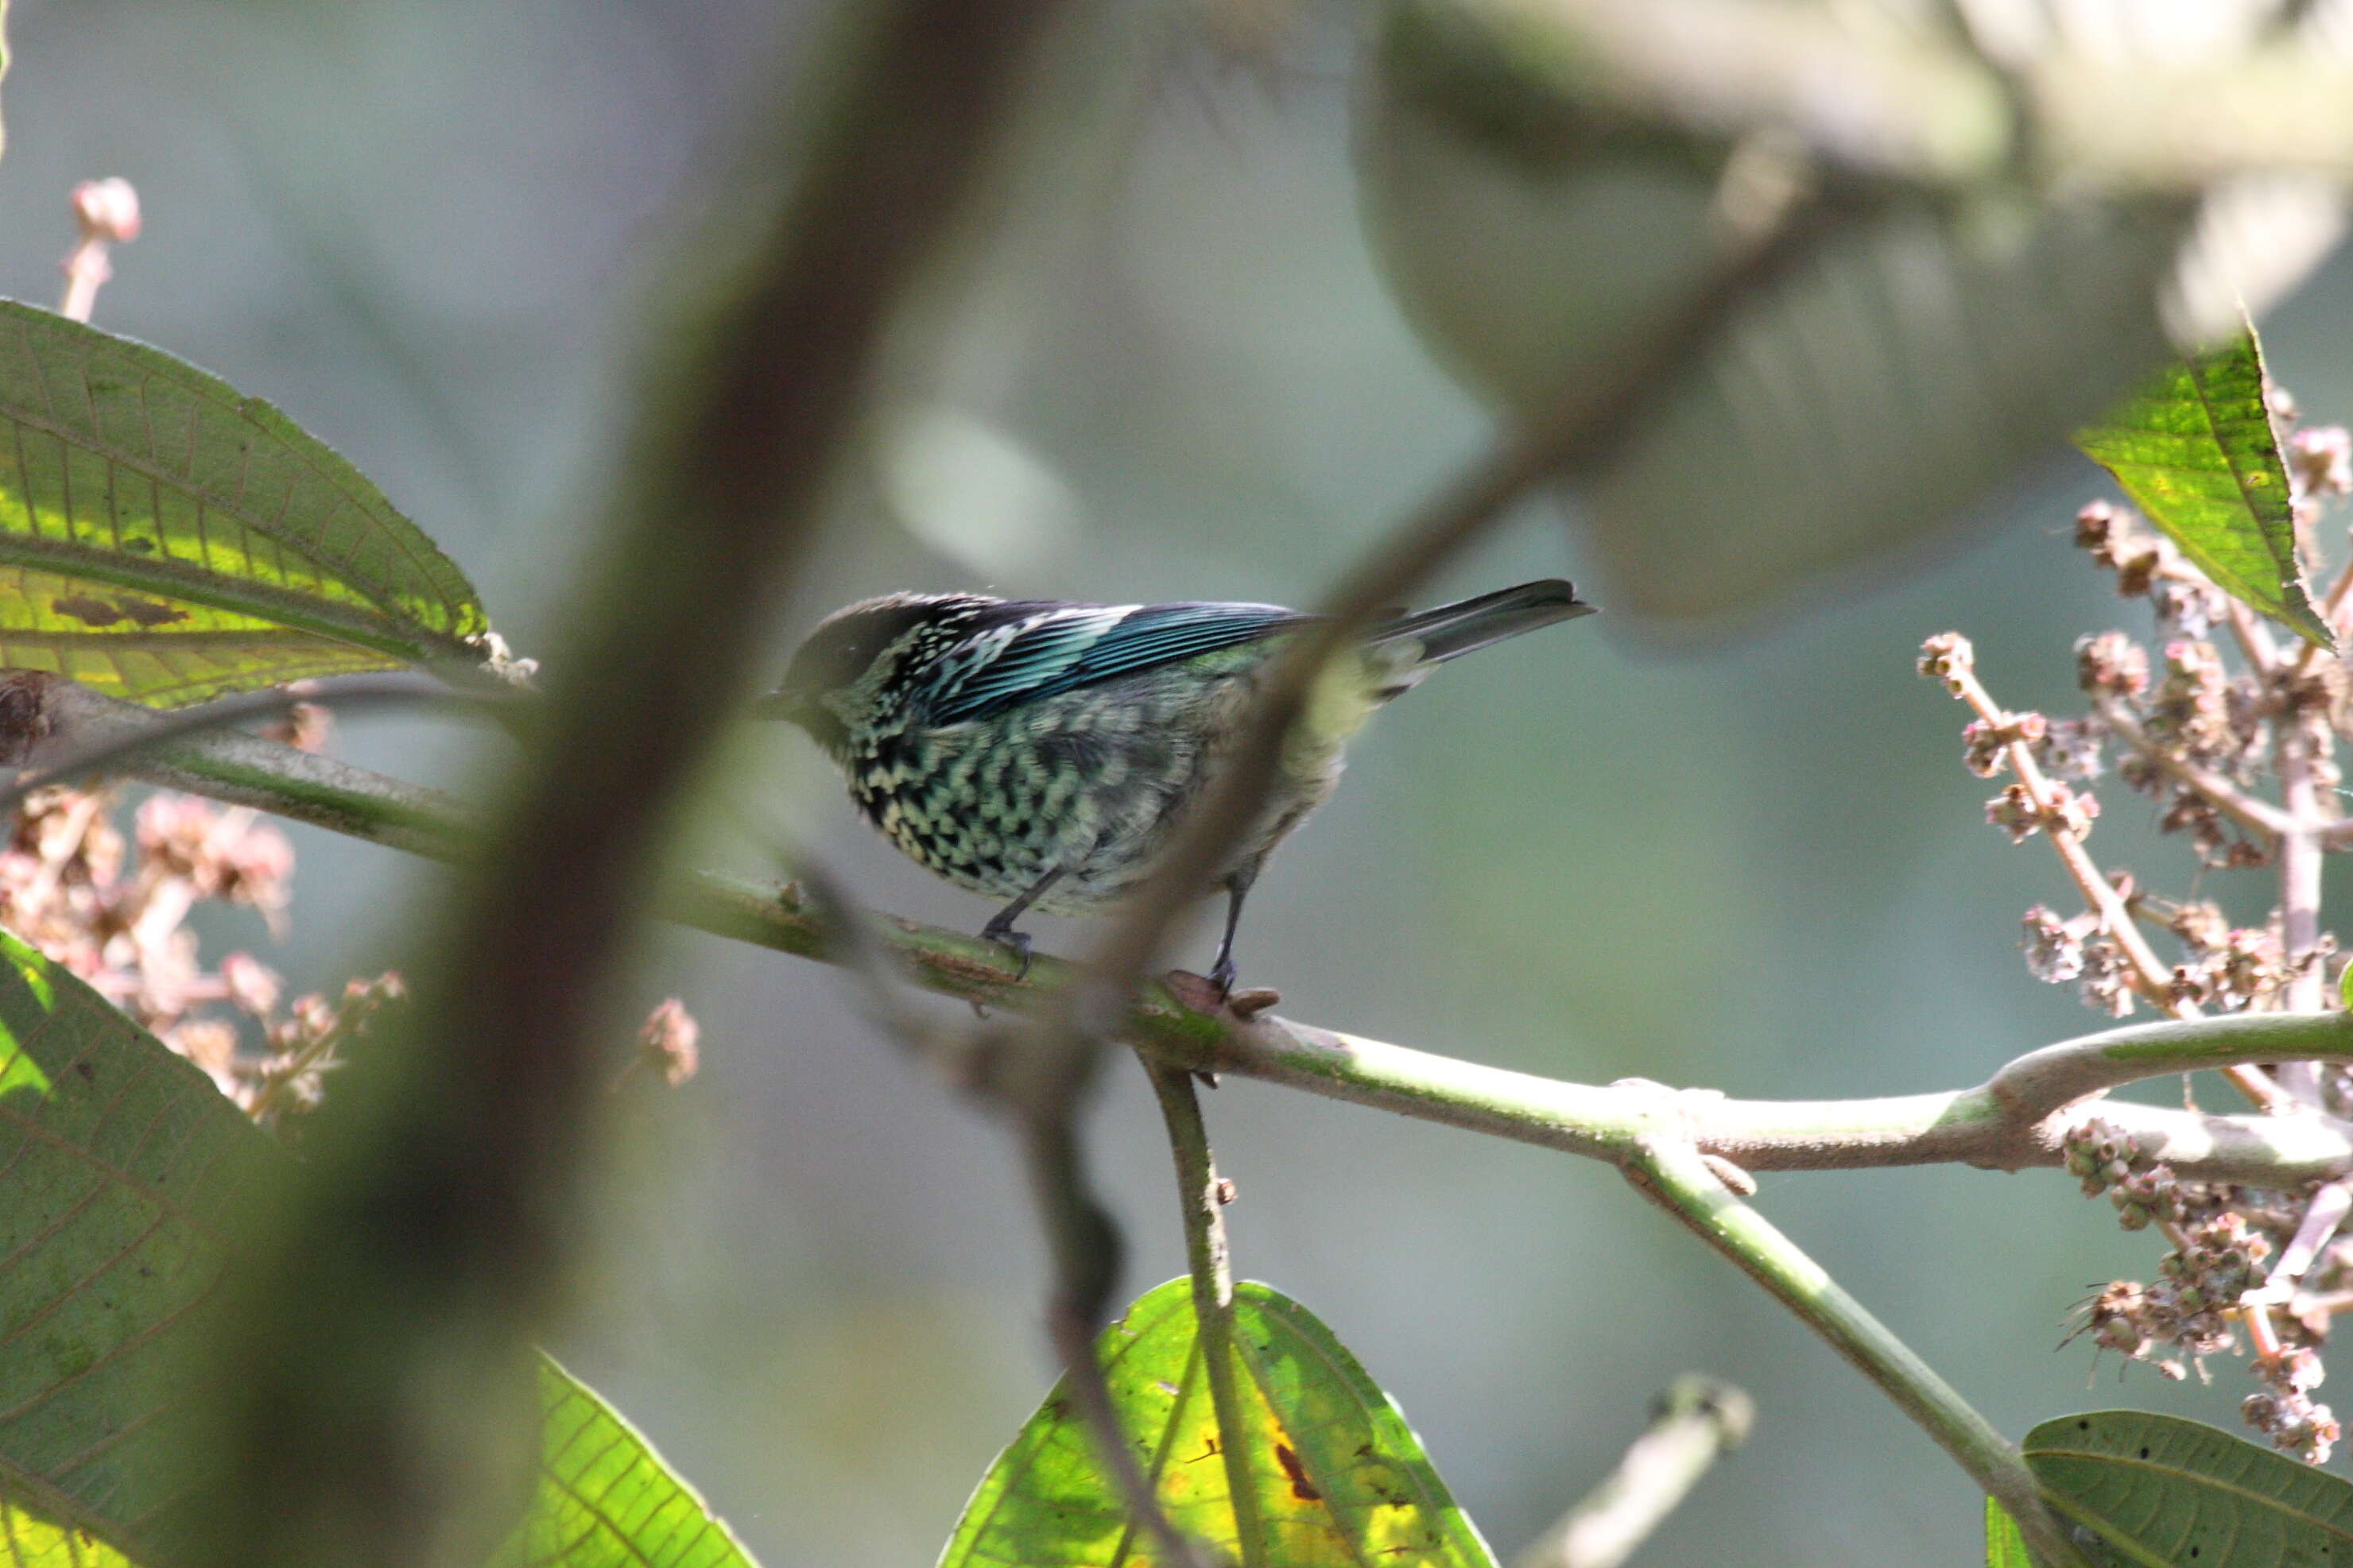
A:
1371,579,1596,664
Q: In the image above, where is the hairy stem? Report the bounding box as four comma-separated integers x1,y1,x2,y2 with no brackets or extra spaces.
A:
2277,720,2328,1101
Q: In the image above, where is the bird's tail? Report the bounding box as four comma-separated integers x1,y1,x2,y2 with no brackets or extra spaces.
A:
1370,579,1596,664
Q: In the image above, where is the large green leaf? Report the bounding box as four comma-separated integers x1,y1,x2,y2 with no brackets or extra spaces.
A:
940,1277,1494,1568
0,301,492,706
2024,1410,2353,1566
0,930,757,1568
2075,323,2333,649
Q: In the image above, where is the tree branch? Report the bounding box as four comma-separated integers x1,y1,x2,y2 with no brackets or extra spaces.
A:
21,684,2353,1190
1627,1140,2089,1568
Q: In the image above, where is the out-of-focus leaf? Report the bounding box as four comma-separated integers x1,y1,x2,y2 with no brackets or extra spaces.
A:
0,931,757,1568
1356,2,2347,629
940,1277,1494,1568
0,301,493,706
1984,1497,2031,1568
0,928,275,1560
487,1361,758,1568
2074,323,2332,648
0,1498,131,1567
2023,1410,2353,1566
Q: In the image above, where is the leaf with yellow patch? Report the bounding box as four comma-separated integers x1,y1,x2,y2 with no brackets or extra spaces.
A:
0,1496,132,1567
0,301,497,705
940,1278,1494,1568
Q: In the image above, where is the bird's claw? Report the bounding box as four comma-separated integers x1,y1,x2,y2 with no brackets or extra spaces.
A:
980,924,1035,981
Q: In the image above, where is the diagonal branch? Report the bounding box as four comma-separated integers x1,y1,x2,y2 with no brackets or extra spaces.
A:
1514,1376,1753,1568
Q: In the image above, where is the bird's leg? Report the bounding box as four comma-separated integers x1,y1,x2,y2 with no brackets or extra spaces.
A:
1208,872,1253,997
980,866,1065,980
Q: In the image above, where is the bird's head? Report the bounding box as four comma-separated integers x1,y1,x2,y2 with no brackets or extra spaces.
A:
755,593,975,751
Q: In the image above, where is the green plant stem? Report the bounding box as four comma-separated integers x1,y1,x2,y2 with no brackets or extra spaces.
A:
1629,1139,2089,1568
1145,1059,1260,1568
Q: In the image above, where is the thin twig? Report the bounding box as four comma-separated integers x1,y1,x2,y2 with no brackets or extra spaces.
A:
1146,1059,1259,1568
2247,1179,2353,1311
59,178,139,324
2275,719,2328,1105
2093,698,2293,838
2223,598,2281,679
0,673,488,817
1513,1376,1753,1568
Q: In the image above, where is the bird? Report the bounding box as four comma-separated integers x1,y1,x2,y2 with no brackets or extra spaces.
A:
758,579,1595,994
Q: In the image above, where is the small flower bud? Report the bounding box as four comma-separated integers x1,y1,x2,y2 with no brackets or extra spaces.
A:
1917,633,1974,691
70,178,141,244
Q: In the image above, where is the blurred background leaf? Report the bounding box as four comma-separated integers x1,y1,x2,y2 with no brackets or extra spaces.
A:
1355,0,2351,628
0,301,493,704
941,1277,1494,1568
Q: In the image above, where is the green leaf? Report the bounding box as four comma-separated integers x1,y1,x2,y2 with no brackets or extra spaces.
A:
488,1360,758,1568
2074,323,2334,649
2023,1409,2353,1566
0,930,757,1568
1986,1497,2032,1568
940,1277,1495,1568
0,301,494,706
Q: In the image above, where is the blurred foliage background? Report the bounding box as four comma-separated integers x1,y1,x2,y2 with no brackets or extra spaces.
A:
9,0,2353,1562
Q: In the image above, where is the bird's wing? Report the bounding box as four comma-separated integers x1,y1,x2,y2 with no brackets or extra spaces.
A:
928,601,1307,724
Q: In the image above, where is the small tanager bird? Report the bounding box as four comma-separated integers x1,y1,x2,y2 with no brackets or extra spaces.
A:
758,579,1595,992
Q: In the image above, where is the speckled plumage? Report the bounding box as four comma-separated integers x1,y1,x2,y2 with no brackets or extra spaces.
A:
762,581,1594,989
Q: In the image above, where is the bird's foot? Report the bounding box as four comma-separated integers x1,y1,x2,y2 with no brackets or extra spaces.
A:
1208,954,1238,997
979,922,1035,981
